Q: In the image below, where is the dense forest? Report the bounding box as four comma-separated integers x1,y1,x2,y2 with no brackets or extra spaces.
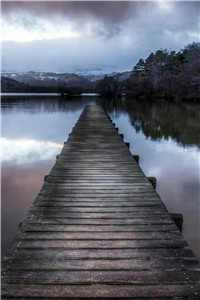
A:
96,43,200,102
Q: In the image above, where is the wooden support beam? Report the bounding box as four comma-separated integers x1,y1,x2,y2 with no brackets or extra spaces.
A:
133,155,140,163
148,177,157,189
170,213,183,232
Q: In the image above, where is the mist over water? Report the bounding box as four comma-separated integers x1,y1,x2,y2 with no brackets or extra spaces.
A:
1,96,200,259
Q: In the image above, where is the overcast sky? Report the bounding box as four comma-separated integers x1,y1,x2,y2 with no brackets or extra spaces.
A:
1,1,200,73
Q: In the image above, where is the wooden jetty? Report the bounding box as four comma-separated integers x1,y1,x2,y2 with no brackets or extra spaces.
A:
2,104,200,299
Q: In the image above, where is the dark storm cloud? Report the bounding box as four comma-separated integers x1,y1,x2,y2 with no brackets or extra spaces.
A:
2,1,153,37
2,1,200,38
2,1,199,22
2,1,139,18
2,2,133,25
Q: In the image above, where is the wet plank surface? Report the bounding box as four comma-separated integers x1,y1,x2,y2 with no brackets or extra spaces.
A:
2,104,200,299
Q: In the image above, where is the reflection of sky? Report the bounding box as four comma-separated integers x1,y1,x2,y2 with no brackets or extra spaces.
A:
0,137,62,164
111,112,200,259
1,98,89,256
2,110,82,143
1,101,85,163
1,161,52,256
111,113,200,177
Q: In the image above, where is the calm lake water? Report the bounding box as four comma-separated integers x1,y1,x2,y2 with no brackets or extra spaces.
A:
1,96,200,259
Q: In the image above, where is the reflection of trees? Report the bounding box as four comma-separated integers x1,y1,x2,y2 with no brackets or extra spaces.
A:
128,100,200,148
100,97,126,114
104,98,200,148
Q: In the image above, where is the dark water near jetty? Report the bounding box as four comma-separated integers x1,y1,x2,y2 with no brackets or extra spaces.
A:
1,96,200,259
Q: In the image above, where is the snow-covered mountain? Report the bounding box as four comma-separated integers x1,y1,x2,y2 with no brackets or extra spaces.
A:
1,71,93,88
1,70,132,92
2,70,132,85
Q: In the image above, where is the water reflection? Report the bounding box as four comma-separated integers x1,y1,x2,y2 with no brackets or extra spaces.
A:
1,96,95,256
104,98,200,148
1,161,53,255
103,98,200,259
1,97,90,143
1,138,62,163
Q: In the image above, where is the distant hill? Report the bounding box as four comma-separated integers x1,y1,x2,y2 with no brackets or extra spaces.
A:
1,72,97,93
1,71,132,93
1,72,94,90
1,76,30,92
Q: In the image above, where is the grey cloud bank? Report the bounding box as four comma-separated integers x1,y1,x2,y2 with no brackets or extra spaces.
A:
2,1,200,73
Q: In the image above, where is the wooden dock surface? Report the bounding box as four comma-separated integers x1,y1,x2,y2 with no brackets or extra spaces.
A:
2,104,200,299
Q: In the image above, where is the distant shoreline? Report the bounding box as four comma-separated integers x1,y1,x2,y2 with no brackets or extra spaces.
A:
1,92,100,97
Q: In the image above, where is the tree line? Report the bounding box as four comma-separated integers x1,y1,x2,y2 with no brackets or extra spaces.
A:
1,76,93,96
96,43,200,102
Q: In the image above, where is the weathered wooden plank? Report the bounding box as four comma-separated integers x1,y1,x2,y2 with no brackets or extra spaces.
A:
20,231,182,240
30,207,166,213
9,248,195,260
6,257,199,271
45,180,147,183
39,192,159,197
25,217,177,225
2,283,200,298
22,224,178,232
18,239,187,249
4,270,200,285
29,212,171,218
36,195,160,200
34,201,163,207
42,185,153,190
